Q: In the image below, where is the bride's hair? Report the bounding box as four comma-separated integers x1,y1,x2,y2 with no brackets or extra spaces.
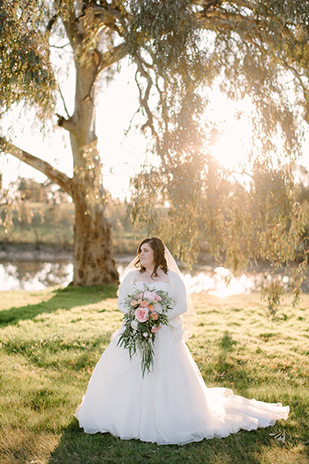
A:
135,237,168,278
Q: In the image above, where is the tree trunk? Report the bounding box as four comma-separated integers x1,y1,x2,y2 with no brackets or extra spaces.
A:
72,183,119,285
67,60,119,286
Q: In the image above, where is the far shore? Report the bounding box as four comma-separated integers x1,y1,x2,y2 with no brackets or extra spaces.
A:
0,242,220,267
0,242,74,262
0,240,305,270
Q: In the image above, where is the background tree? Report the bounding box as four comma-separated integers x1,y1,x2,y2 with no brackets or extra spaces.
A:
0,1,308,303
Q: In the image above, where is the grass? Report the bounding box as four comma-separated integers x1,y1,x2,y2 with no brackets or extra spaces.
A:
0,287,308,464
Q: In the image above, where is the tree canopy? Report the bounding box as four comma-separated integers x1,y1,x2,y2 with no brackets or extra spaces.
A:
0,0,308,309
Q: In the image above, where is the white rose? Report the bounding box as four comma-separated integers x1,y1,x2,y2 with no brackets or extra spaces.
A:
143,332,149,337
131,320,138,331
144,291,156,301
155,303,164,314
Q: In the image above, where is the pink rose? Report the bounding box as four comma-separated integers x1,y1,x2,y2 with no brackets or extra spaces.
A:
151,326,161,333
130,300,138,306
135,307,149,323
154,294,162,302
140,300,148,308
150,312,158,321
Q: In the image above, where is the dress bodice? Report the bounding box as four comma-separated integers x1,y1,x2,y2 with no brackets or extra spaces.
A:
133,280,170,293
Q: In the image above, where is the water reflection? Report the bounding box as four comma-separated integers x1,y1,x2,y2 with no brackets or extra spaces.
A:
0,260,275,296
0,261,73,291
183,267,258,297
118,263,269,297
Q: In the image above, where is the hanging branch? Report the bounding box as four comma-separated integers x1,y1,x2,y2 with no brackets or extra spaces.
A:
135,52,159,140
58,86,71,119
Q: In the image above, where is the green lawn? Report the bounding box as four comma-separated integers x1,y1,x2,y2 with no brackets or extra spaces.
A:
0,287,308,464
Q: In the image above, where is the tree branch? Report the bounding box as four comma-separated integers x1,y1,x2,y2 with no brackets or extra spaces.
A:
91,5,123,22
47,13,59,33
201,0,223,16
0,137,73,196
58,87,71,119
78,43,129,104
56,113,75,132
98,42,129,72
82,48,102,104
47,0,66,36
61,5,81,52
50,42,70,49
135,53,159,140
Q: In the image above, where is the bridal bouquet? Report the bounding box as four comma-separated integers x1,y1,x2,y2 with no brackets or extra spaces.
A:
117,284,174,376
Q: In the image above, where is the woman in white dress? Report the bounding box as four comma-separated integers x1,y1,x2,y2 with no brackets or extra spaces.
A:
75,237,289,445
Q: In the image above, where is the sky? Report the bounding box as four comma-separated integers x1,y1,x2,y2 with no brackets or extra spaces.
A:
1,58,149,200
1,56,308,200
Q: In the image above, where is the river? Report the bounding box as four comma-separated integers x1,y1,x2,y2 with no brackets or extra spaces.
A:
0,255,292,297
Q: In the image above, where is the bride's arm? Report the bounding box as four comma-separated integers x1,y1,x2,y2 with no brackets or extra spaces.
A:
168,274,187,319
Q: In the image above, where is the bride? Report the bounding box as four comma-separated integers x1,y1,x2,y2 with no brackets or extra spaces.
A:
75,237,289,445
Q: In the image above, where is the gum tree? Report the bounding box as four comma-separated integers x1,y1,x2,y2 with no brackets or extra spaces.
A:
0,1,308,301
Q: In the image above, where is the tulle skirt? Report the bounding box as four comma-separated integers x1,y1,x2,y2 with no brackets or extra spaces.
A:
75,324,289,445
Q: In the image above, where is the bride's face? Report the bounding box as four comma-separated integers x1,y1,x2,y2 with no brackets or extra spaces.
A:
139,243,154,269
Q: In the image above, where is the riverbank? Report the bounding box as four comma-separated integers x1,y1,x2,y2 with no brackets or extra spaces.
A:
0,241,266,267
0,241,221,265
0,242,74,262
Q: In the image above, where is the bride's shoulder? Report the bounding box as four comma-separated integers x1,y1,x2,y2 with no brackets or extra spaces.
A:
167,269,182,276
167,270,184,284
122,269,140,282
167,270,177,277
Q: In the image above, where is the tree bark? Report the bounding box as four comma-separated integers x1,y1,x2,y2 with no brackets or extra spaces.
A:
67,53,119,286
72,182,119,286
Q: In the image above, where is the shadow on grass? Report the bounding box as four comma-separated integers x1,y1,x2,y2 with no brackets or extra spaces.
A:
0,284,118,327
210,330,253,396
48,418,284,464
220,331,237,352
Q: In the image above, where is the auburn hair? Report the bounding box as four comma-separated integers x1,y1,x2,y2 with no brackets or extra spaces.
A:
135,237,168,278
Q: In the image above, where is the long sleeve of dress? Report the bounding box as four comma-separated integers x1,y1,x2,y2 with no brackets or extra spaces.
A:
117,272,135,314
168,273,187,320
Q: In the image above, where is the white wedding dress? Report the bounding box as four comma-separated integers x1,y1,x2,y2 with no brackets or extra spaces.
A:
75,270,289,445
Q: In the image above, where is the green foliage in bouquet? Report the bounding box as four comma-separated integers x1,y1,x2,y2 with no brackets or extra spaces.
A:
117,284,174,376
